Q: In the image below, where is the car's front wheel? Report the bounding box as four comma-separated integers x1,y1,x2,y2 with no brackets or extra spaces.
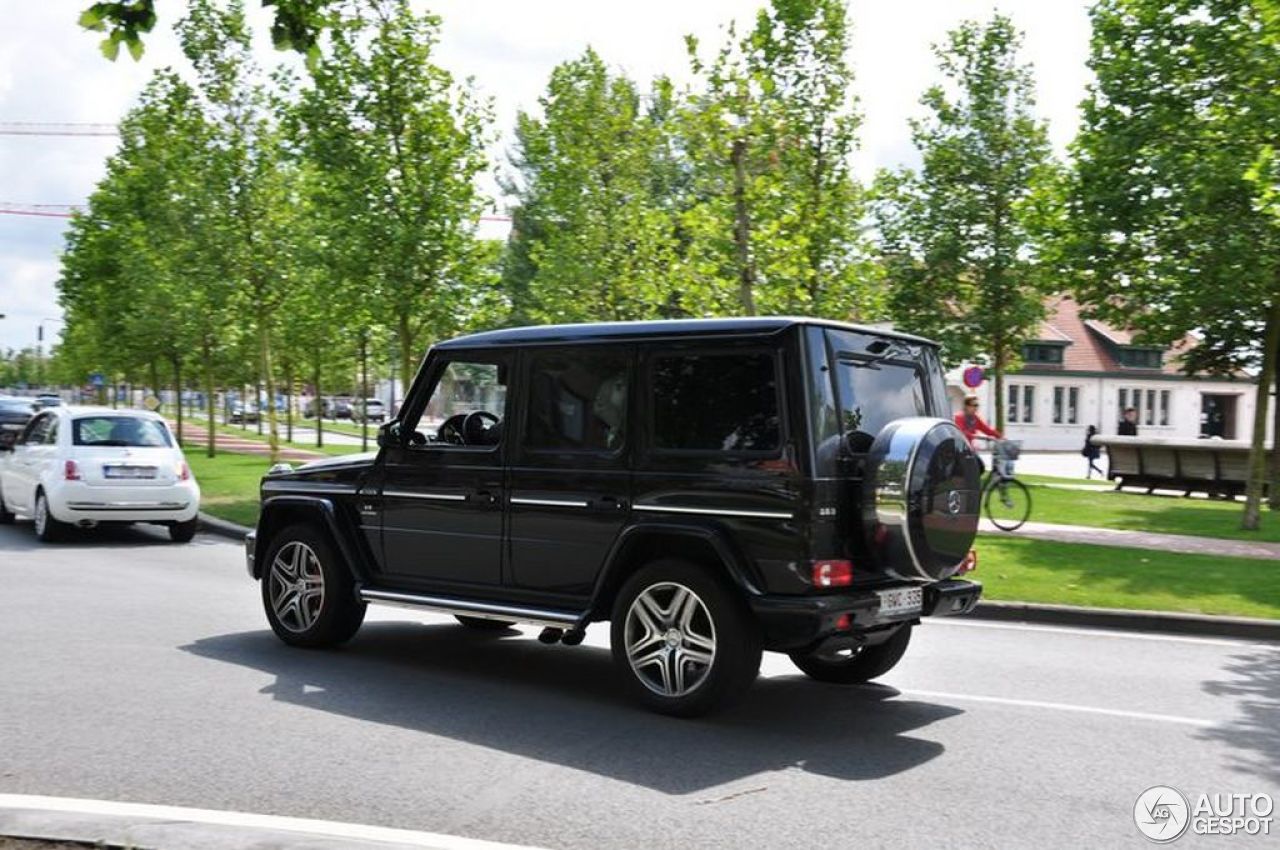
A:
610,559,761,717
262,523,365,648
788,624,912,684
33,490,69,542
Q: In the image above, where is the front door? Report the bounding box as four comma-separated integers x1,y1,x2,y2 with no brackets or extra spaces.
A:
379,354,511,592
507,346,633,600
1201,394,1238,439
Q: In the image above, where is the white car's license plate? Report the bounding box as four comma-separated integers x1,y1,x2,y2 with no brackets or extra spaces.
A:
104,465,157,479
876,586,923,619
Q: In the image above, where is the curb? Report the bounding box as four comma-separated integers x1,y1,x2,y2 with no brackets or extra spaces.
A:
969,600,1280,642
199,512,252,540
195,512,1277,642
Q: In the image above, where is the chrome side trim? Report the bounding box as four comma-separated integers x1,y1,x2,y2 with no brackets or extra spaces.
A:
510,497,589,508
359,588,581,630
261,482,356,495
632,503,792,520
65,501,189,511
383,490,467,502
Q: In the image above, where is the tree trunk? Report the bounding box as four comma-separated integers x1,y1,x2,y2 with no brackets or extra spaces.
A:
1242,300,1280,530
173,356,184,447
259,323,279,464
148,362,160,413
285,360,294,445
313,348,323,449
731,138,757,316
360,331,370,453
399,313,414,401
203,341,216,458
1266,330,1280,511
992,339,1007,433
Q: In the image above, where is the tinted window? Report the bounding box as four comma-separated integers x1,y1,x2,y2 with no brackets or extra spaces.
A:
651,353,780,452
527,352,627,452
824,329,937,449
415,360,508,447
73,416,173,448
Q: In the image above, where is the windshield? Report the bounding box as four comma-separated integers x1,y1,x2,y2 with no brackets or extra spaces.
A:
73,416,173,448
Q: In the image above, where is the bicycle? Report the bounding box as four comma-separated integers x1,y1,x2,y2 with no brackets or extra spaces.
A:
981,438,1032,531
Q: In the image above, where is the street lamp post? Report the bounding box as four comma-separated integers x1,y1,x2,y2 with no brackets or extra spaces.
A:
37,317,63,393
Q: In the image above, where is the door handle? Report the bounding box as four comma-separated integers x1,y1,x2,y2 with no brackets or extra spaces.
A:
471,490,498,507
593,495,627,512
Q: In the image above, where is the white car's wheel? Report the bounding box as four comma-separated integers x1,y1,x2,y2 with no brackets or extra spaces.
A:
0,486,14,525
34,490,69,542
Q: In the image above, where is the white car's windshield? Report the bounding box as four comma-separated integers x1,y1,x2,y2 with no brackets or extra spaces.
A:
73,416,172,448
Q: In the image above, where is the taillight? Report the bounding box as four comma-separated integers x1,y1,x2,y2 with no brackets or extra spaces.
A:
834,613,853,631
812,559,854,588
64,460,81,481
177,461,190,481
958,549,978,574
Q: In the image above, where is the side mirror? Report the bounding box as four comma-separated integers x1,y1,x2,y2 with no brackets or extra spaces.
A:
377,421,402,449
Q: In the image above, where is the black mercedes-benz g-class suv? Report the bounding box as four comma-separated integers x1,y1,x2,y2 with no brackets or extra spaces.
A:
245,318,982,716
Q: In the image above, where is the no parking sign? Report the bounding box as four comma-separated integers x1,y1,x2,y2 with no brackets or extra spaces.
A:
962,365,984,389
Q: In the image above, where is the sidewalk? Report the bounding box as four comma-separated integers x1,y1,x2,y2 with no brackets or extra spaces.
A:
178,422,327,462
981,518,1280,560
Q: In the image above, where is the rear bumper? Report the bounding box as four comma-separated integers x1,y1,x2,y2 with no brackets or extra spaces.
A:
51,481,200,523
748,579,982,652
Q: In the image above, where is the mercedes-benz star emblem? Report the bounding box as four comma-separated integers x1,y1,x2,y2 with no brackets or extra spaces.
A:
946,490,962,515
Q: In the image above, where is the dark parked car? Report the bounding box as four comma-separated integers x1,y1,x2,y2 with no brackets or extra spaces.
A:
0,397,34,448
245,318,982,716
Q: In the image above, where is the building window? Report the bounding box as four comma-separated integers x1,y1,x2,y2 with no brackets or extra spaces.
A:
1145,389,1156,426
1053,386,1079,424
1009,384,1035,424
1119,348,1162,369
1022,344,1065,365
1160,390,1170,426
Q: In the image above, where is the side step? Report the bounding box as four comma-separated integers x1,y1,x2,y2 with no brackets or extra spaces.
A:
359,587,583,631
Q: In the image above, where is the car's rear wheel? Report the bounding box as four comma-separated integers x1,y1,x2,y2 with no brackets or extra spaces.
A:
789,624,912,684
169,518,198,543
455,615,515,630
610,559,761,717
262,523,365,648
33,490,69,542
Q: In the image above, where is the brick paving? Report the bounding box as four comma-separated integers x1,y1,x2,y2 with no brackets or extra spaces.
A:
980,518,1280,560
176,422,326,462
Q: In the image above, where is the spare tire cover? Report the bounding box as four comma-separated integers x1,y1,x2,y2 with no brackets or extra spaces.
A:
861,417,981,581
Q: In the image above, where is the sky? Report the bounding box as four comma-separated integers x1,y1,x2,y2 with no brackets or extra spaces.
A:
0,0,1092,361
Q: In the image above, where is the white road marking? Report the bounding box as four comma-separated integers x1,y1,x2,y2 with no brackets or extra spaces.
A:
0,795,546,850
893,689,1216,728
930,616,1276,648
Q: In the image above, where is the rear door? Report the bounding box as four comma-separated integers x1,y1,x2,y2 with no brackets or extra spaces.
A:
507,346,633,600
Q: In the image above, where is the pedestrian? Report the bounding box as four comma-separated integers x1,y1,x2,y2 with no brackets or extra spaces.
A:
1118,406,1138,436
954,395,1002,475
1082,424,1104,479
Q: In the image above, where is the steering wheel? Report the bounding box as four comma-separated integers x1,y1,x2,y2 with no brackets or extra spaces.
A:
437,414,468,445
463,411,500,445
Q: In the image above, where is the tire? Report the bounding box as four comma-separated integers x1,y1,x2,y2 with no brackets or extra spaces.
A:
169,517,198,543
0,486,14,525
455,615,515,630
984,477,1032,531
610,558,761,717
789,624,912,684
261,523,365,648
33,490,69,543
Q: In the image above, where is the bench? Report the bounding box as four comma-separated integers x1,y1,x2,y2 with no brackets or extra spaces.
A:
1091,436,1275,498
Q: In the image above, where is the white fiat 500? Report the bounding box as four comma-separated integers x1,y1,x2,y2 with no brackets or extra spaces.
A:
0,406,200,543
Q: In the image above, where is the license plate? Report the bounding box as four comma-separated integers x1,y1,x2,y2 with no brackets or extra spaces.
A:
876,586,923,619
104,465,157,479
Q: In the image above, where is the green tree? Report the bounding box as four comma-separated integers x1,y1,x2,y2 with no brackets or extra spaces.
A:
80,0,330,59
296,0,493,390
682,0,876,319
502,49,687,322
873,13,1055,430
1062,0,1280,529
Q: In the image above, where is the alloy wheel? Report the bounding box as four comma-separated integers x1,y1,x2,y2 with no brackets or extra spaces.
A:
624,582,717,697
267,541,326,633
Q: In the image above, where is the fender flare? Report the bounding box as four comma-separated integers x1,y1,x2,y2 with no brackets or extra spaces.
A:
585,520,763,620
254,495,369,583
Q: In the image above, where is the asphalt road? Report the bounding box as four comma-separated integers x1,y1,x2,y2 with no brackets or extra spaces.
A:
1,523,1277,849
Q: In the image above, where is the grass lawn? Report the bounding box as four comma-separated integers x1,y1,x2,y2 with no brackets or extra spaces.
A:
1024,483,1280,543
185,451,273,528
975,533,1280,619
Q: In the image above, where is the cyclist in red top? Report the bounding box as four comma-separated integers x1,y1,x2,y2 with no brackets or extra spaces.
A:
954,396,1001,464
